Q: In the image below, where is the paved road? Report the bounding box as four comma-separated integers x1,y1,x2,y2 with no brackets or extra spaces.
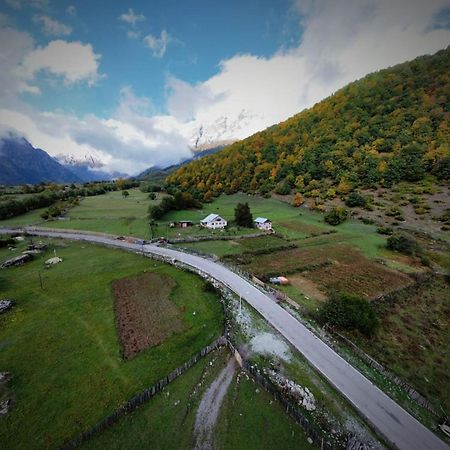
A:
2,227,448,450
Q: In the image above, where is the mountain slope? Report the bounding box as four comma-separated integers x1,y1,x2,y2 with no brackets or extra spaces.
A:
136,145,227,184
167,47,450,197
54,154,126,182
0,137,81,185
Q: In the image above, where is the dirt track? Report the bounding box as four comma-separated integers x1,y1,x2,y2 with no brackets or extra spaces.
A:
194,356,236,449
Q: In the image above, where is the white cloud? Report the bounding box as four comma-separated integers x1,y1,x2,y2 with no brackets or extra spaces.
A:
165,0,450,146
33,15,72,36
144,30,170,57
0,13,9,26
66,5,76,16
118,8,146,26
30,0,48,10
0,26,35,99
21,39,102,86
127,30,140,39
0,87,193,174
4,0,21,10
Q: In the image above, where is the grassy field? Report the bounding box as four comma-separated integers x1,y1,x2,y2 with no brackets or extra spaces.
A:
170,193,393,259
84,348,315,450
0,206,48,227
352,276,450,415
83,349,230,450
0,238,223,449
39,189,159,238
215,372,315,450
179,234,293,257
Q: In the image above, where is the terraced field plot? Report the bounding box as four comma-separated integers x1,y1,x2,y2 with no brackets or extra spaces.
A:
234,244,413,299
113,273,186,359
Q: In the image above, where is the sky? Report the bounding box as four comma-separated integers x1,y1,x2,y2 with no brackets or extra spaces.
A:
0,0,449,175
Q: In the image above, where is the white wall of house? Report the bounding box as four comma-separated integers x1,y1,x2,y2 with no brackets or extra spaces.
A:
255,221,272,230
204,218,227,229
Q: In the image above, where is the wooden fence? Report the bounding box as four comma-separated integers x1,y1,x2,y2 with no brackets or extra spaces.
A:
60,336,226,450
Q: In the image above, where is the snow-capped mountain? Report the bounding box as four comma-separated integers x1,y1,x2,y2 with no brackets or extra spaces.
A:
188,110,257,151
54,153,126,181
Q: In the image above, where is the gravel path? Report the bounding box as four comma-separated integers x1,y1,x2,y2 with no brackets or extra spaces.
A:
194,356,236,450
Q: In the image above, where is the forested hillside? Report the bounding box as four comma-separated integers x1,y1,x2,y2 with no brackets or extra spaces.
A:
167,47,450,199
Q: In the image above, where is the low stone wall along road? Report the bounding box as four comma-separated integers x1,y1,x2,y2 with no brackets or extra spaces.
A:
1,227,448,450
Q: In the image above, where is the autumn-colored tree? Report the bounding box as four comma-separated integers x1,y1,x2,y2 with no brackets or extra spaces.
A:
116,178,126,190
292,192,304,207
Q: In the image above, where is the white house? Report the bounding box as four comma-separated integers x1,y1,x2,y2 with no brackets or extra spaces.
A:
200,213,227,229
254,217,273,231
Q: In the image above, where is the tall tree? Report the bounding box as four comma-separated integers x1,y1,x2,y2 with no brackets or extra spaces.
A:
234,202,253,227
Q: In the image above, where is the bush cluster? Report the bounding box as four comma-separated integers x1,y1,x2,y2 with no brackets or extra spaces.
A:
324,207,348,225
319,293,379,336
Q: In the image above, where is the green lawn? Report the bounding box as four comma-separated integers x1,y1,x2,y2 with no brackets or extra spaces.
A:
0,206,48,227
83,348,230,450
215,373,315,450
0,238,223,449
39,189,158,238
168,194,390,260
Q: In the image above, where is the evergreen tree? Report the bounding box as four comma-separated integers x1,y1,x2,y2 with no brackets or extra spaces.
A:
234,202,253,227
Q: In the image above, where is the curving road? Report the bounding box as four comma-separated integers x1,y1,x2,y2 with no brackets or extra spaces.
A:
1,227,448,450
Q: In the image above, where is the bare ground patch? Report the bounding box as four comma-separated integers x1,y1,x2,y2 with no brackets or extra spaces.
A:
288,274,327,302
194,356,237,450
237,244,412,299
303,246,413,299
113,272,186,359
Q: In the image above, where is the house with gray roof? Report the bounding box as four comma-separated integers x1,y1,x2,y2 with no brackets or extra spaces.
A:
200,213,227,229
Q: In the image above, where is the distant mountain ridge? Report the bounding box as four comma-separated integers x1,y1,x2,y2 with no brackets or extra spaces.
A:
54,153,125,182
167,47,450,196
136,144,226,184
0,137,81,185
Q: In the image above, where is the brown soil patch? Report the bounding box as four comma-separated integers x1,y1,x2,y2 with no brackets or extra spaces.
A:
240,245,331,277
113,272,186,359
303,246,413,299
239,244,412,299
288,274,327,302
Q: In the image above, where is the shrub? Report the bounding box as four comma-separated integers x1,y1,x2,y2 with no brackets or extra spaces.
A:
376,226,393,235
292,192,304,207
319,293,379,336
324,207,348,225
148,192,156,200
0,237,15,248
386,233,421,256
275,180,291,195
346,191,366,208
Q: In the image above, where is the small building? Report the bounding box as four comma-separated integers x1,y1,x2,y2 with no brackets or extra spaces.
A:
200,213,227,229
177,220,193,228
254,217,273,231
